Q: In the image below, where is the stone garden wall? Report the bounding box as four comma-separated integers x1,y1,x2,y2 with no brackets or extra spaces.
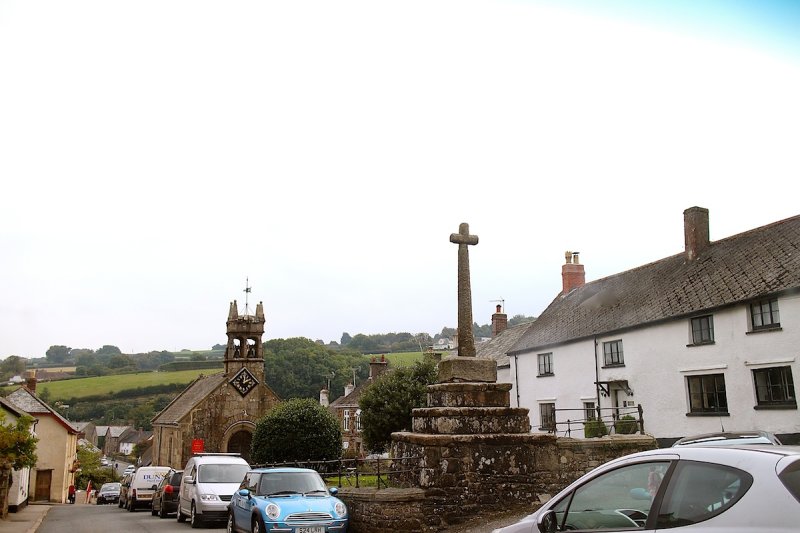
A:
338,434,657,533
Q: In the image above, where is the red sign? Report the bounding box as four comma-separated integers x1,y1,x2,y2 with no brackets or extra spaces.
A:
191,439,204,454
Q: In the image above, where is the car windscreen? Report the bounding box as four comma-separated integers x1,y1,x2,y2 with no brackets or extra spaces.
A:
198,463,250,483
256,471,327,496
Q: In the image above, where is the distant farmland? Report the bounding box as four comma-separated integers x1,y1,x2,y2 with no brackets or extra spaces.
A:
19,369,214,401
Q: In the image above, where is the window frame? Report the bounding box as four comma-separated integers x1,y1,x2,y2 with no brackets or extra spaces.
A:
539,402,556,432
537,352,554,376
753,366,797,408
750,298,780,331
690,315,715,345
343,409,350,431
687,373,728,415
583,401,596,421
603,340,624,367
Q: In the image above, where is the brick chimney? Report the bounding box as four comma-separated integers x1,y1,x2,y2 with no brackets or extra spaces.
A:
561,251,586,295
369,354,389,380
684,206,710,261
491,304,508,337
24,370,37,393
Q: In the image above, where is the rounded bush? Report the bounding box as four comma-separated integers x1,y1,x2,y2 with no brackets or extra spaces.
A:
251,398,342,464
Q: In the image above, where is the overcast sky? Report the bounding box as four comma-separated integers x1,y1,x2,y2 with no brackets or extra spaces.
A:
2,1,799,358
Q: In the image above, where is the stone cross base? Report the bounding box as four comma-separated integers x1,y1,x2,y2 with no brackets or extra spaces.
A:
437,355,497,383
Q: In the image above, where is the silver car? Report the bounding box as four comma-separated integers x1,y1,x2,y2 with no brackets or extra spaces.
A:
492,446,800,532
672,430,782,447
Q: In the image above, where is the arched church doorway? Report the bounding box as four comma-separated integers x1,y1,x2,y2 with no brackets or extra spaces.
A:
226,429,253,463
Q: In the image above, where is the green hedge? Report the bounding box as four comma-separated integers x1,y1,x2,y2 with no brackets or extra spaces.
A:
615,415,638,434
584,419,609,438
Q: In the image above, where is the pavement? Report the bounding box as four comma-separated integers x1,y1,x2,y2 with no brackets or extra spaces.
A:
3,503,52,533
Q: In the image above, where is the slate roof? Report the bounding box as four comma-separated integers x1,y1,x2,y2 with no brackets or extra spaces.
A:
329,379,374,410
6,386,80,434
151,373,227,425
0,395,26,418
510,213,800,354
475,322,532,368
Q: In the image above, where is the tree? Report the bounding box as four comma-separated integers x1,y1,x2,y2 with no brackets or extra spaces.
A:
45,345,72,364
250,398,341,464
0,412,38,519
262,338,368,400
359,357,437,453
74,443,115,490
340,332,352,345
96,345,122,356
0,356,26,381
508,314,536,327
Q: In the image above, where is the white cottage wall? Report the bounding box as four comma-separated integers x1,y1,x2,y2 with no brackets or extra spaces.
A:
511,293,800,443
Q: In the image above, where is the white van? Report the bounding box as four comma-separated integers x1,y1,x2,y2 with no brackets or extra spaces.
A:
126,465,172,511
177,453,250,527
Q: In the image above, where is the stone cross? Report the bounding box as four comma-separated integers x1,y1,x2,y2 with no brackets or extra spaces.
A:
450,223,478,357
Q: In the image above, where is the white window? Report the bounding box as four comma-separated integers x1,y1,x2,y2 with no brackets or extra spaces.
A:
343,410,350,431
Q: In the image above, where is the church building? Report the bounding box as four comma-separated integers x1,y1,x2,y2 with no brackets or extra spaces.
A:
151,300,281,468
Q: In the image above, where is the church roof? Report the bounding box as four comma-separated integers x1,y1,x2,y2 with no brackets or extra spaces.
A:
151,373,227,425
510,213,800,354
476,322,531,368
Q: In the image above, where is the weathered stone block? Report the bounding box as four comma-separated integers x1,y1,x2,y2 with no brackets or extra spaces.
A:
437,356,497,383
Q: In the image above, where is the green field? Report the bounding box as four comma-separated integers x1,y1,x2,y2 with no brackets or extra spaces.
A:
9,369,214,401
2,352,429,402
376,352,427,367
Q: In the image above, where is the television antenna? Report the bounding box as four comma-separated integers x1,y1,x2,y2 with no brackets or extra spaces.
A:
490,298,505,313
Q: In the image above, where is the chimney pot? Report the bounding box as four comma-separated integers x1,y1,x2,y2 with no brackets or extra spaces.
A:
561,251,586,294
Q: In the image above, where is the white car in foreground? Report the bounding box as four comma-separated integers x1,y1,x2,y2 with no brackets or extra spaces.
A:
493,445,800,532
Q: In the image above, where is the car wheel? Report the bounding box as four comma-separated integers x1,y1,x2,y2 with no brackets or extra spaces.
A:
227,512,236,533
190,502,203,529
151,502,158,516
177,507,187,523
159,500,167,519
252,515,266,533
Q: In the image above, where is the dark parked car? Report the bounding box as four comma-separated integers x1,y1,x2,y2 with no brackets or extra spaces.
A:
97,482,121,505
151,469,183,518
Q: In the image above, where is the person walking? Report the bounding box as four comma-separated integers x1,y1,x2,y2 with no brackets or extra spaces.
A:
68,484,76,504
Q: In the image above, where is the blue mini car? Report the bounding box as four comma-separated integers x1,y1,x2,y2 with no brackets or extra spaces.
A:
227,467,348,533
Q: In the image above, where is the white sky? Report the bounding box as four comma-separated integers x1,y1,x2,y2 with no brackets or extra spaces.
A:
2,1,799,358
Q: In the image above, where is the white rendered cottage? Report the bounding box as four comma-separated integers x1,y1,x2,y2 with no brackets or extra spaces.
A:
504,207,799,446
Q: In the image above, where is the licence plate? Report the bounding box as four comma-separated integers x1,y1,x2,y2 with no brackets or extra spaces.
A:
296,528,324,533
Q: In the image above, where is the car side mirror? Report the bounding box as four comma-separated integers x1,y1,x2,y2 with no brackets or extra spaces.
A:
238,489,250,498
328,487,338,496
184,476,195,485
537,510,558,533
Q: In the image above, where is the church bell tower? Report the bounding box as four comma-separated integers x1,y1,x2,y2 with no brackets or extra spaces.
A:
224,298,266,396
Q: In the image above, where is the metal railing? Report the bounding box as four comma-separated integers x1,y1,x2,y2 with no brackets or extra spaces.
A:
541,404,644,437
251,455,421,490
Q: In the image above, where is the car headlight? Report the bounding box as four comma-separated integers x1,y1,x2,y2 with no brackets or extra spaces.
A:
199,494,220,501
335,501,347,518
265,503,280,520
